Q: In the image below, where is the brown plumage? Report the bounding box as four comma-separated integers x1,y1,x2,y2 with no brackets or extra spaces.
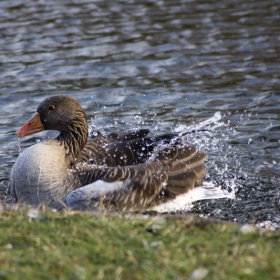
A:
10,95,207,211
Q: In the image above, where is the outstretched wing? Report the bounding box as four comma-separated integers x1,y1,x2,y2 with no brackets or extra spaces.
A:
67,144,207,211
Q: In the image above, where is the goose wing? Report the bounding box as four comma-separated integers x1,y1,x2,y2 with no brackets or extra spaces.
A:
67,144,206,211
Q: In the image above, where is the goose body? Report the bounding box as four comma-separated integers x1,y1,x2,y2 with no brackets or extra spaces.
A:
10,95,223,211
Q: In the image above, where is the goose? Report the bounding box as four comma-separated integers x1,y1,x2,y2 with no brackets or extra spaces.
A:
10,95,225,211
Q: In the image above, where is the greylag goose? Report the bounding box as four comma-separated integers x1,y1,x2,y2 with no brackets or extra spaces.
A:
10,95,209,211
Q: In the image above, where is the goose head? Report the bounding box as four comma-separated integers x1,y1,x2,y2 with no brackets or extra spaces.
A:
16,95,89,164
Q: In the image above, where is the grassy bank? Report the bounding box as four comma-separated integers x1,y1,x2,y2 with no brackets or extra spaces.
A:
0,208,279,280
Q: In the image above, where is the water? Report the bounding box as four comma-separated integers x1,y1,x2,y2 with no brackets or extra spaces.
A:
0,0,280,228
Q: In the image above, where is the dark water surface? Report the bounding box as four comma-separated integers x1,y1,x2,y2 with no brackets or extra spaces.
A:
1,0,280,228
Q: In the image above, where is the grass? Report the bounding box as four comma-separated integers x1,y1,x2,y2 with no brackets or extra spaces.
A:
0,208,280,280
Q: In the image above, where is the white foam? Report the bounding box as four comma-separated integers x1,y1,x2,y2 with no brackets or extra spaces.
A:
149,182,235,213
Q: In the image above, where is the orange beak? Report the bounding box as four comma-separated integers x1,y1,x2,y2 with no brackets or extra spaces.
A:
16,112,45,138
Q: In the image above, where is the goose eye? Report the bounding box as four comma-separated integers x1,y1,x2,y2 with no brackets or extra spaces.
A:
48,105,55,111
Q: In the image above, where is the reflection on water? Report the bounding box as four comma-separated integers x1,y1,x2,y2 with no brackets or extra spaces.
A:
0,0,280,227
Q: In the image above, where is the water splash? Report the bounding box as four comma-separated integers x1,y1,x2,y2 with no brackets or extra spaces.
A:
174,112,223,134
150,182,235,213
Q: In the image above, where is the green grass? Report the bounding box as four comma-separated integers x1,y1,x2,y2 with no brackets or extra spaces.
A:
0,208,280,280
